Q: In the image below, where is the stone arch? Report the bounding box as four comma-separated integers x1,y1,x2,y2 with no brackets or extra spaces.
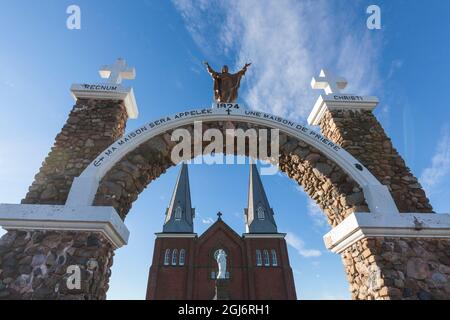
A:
93,120,368,228
2,103,448,300
66,108,397,229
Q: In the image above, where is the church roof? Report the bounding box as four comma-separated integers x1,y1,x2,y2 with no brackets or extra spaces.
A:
198,213,243,245
163,162,195,233
245,164,278,233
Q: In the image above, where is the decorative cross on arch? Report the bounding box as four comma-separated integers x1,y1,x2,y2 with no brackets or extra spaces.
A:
311,69,348,94
99,58,136,85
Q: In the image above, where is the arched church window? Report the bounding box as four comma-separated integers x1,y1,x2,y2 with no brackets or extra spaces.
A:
256,250,262,266
257,206,265,220
263,250,270,266
271,250,278,266
175,206,182,220
164,249,170,265
172,249,178,265
179,249,185,266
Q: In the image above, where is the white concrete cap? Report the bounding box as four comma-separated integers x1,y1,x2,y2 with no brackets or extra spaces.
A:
0,204,129,248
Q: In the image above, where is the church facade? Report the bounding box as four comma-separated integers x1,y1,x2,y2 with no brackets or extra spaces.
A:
146,163,297,300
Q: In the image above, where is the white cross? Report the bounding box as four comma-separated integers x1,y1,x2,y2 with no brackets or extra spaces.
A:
99,58,136,85
311,69,348,94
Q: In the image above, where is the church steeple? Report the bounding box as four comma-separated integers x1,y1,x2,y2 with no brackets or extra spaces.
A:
163,163,195,233
244,164,278,233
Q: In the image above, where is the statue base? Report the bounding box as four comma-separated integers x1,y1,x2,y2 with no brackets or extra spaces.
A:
213,279,230,300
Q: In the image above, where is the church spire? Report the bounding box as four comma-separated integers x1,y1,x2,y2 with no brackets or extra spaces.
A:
244,163,278,233
163,162,195,233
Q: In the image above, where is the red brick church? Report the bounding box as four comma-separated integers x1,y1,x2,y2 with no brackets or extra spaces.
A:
146,163,297,300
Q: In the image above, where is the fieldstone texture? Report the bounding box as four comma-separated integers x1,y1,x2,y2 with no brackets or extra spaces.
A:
0,98,128,299
2,101,446,300
22,99,128,205
318,109,433,213
342,237,450,300
0,230,114,300
93,121,368,227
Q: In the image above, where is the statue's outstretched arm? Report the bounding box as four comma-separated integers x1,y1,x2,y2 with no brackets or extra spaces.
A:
204,61,218,77
239,62,252,75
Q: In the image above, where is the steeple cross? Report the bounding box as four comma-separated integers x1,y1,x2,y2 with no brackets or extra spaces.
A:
99,58,136,85
217,211,223,220
311,69,347,94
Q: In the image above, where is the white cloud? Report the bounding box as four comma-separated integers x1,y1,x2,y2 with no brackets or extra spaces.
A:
293,185,329,230
201,217,215,224
420,125,450,193
387,59,404,79
285,232,321,258
306,199,329,229
172,0,382,120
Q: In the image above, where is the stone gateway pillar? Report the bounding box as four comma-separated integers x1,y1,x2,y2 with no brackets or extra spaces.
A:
309,69,450,300
316,109,432,214
0,59,136,299
22,99,128,206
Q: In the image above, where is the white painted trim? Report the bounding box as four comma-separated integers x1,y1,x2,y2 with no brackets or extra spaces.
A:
242,233,286,239
308,94,379,125
65,107,397,217
70,83,138,119
324,212,450,254
155,233,197,238
0,204,129,249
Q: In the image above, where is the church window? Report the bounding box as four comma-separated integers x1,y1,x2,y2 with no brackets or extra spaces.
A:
263,250,270,266
257,206,265,220
179,249,185,266
271,250,278,266
172,249,178,265
164,249,170,265
175,206,182,220
256,250,262,266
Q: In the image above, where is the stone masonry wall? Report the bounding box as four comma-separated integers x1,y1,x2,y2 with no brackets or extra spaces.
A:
22,99,128,205
318,109,432,213
342,237,450,300
317,109,445,300
0,98,128,299
0,230,114,300
94,120,368,227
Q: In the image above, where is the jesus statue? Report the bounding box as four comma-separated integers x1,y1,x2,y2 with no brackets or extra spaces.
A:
204,62,251,103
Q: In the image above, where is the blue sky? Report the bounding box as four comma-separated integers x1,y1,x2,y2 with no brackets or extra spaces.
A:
0,0,450,300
